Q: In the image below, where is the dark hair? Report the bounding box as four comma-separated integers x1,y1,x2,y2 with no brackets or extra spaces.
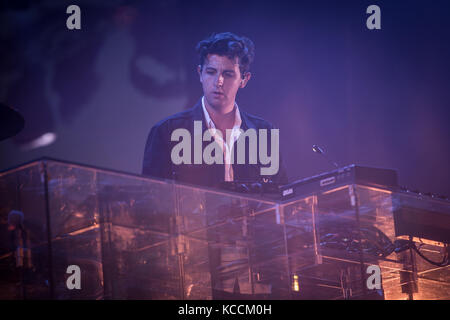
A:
196,32,255,78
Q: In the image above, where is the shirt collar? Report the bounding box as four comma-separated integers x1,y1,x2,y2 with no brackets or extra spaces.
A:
201,96,242,130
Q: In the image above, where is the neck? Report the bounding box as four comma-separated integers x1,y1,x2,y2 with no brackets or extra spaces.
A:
205,100,236,130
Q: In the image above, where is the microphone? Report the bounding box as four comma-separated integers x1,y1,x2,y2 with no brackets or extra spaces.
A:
312,144,339,169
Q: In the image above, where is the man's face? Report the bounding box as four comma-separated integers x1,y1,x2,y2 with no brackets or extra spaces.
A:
198,54,250,111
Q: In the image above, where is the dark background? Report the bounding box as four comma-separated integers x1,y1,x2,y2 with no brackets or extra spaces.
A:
1,0,449,196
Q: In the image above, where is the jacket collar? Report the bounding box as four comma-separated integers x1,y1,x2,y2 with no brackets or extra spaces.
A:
190,98,257,131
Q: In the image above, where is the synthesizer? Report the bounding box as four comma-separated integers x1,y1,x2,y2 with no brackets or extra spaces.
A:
279,164,398,200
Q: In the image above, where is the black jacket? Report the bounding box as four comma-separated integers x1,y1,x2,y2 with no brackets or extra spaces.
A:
142,99,288,188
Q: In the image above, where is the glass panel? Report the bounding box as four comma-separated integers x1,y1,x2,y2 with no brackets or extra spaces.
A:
390,191,450,300
248,207,290,299
95,168,178,299
107,225,181,299
181,235,212,300
46,161,99,238
311,185,403,299
1,160,449,300
0,163,50,299
281,196,318,299
176,184,281,298
51,227,104,299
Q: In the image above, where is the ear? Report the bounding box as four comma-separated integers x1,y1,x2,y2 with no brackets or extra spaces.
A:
240,72,252,88
197,65,203,83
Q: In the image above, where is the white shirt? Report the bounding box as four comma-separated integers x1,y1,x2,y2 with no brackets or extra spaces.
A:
201,96,242,181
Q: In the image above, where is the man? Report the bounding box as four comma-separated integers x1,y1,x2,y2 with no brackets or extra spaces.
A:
142,32,288,188
142,33,289,298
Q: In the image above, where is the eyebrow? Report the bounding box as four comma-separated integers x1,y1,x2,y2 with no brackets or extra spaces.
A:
205,67,235,73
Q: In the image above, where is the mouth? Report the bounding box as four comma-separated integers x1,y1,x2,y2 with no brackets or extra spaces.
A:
212,91,224,97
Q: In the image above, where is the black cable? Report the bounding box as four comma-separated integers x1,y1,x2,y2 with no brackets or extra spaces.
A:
411,243,448,267
319,223,449,267
394,239,449,267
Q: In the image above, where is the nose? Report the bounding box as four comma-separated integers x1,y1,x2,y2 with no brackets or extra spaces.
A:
215,74,224,87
